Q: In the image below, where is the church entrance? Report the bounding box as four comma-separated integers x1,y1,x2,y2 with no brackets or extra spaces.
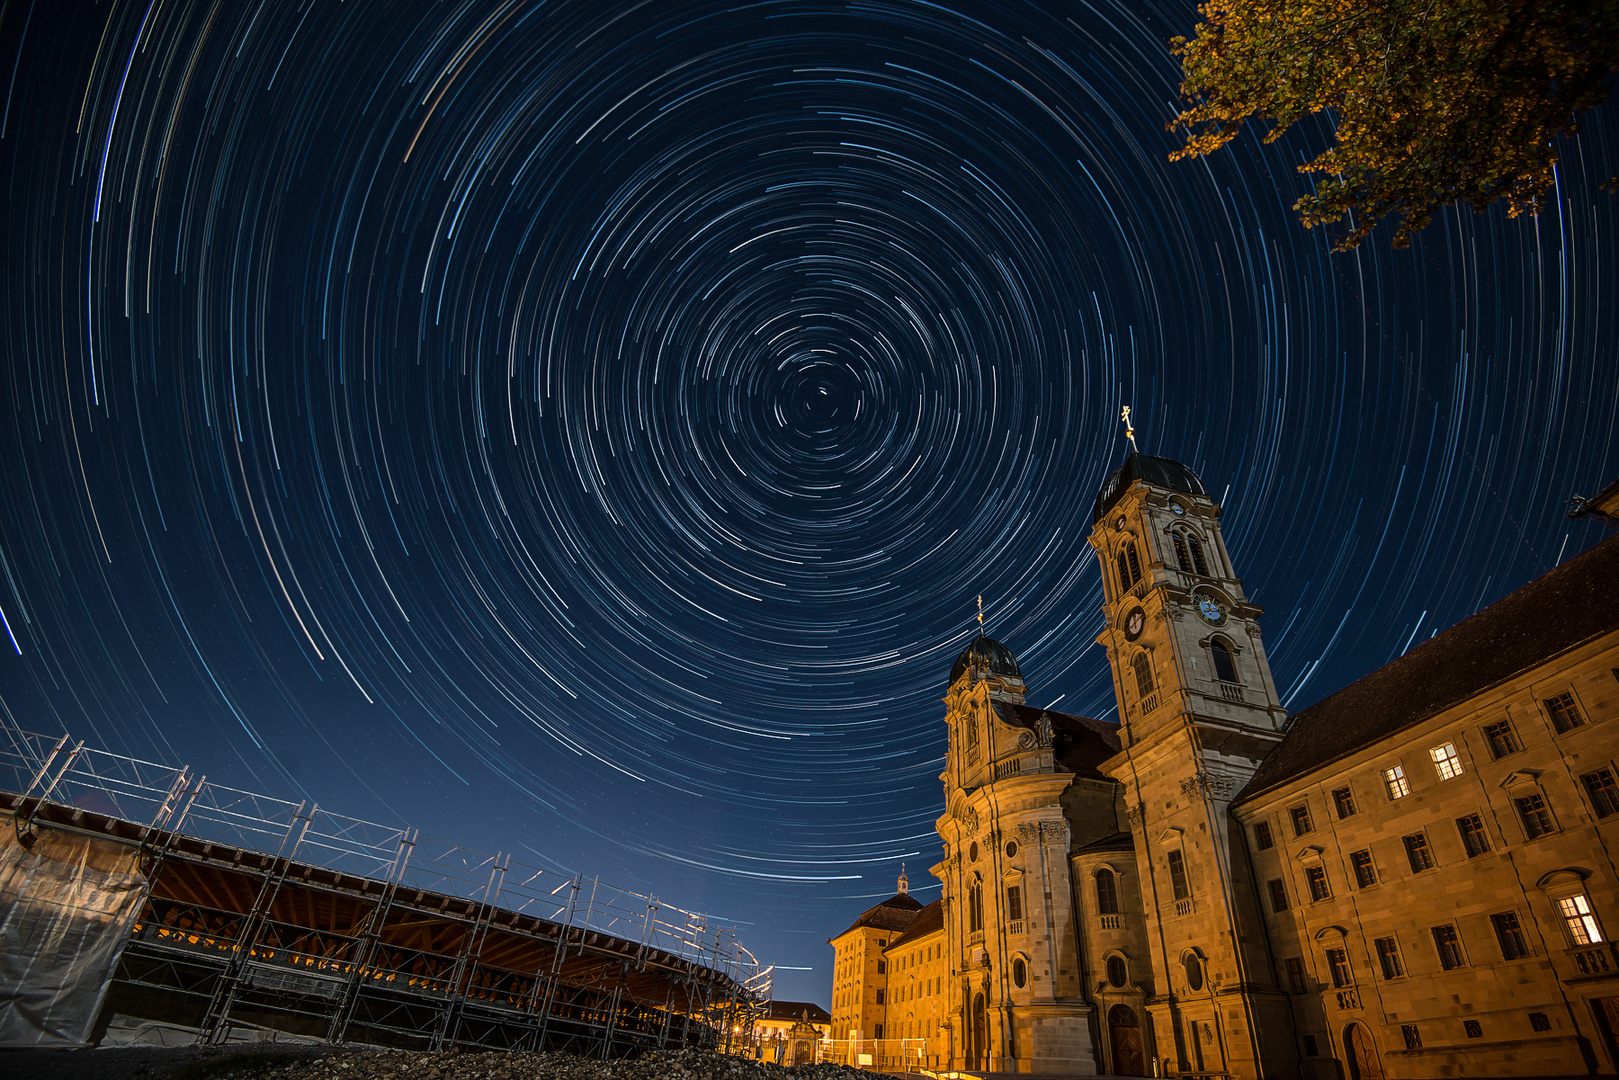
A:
1344,1022,1384,1080
1107,1005,1145,1076
971,993,988,1070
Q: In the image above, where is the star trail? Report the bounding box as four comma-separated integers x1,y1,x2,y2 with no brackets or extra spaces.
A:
1,0,1615,1004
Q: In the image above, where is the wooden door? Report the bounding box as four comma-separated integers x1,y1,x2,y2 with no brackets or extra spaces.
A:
971,993,987,1071
1344,1022,1384,1080
1108,1005,1145,1076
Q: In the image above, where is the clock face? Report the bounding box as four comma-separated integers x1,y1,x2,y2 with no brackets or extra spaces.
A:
1170,501,1186,516
1115,514,1127,531
1124,605,1146,642
1197,596,1226,624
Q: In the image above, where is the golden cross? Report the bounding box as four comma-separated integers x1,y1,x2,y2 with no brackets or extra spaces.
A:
977,595,984,630
1120,404,1138,452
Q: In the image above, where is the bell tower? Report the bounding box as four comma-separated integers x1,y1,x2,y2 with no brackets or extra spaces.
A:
1087,422,1296,1079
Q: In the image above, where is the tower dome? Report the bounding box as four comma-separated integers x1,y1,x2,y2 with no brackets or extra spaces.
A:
950,634,1023,685
1092,453,1207,524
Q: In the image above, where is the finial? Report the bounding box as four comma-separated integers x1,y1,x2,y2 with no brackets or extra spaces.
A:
898,863,909,895
1120,404,1139,453
977,595,984,633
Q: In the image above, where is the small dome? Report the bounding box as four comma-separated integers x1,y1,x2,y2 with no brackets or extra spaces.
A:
950,635,1023,685
1093,453,1207,524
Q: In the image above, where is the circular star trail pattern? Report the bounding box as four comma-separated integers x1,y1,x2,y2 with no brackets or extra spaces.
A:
1,0,1616,1002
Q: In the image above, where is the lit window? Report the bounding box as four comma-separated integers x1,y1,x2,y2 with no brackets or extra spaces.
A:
1516,793,1554,838
1375,937,1404,979
1558,894,1603,945
1491,912,1530,960
1545,692,1584,733
1384,765,1410,799
1167,850,1190,901
1268,878,1288,913
1403,832,1434,873
1430,742,1463,780
1457,814,1491,857
1350,850,1377,888
1290,805,1314,836
1095,869,1119,915
1332,787,1356,819
1326,948,1352,988
1211,639,1239,683
1254,821,1274,850
1306,867,1331,902
1483,720,1519,759
1582,769,1619,818
1432,924,1466,969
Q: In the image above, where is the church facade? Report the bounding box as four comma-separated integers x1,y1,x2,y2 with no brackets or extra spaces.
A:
830,457,1619,1079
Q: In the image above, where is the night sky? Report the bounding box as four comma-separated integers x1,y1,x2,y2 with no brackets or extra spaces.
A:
2,0,1616,1007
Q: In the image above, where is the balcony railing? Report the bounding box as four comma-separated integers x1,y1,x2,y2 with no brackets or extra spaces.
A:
1570,943,1618,977
993,757,1023,780
1140,693,1161,715
1006,920,1025,936
1219,682,1244,702
1174,898,1195,918
1099,914,1123,930
1334,988,1361,1011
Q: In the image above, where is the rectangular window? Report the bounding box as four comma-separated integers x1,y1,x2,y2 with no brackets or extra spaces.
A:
1516,793,1554,838
1432,924,1466,970
875,989,884,1004
1558,894,1604,945
1290,804,1314,836
1402,1025,1422,1049
1332,787,1357,819
1529,1012,1551,1032
1286,957,1308,994
1306,866,1331,902
1464,1019,1482,1039
1006,885,1023,922
1375,936,1404,979
1326,948,1352,988
1384,765,1410,799
1546,691,1584,733
874,1023,884,1039
1167,849,1190,900
1404,832,1434,873
1268,878,1289,913
1431,741,1464,780
1302,1034,1318,1056
1457,814,1491,857
1350,849,1377,888
1484,719,1520,759
1254,821,1274,850
1492,911,1530,960
1583,769,1619,818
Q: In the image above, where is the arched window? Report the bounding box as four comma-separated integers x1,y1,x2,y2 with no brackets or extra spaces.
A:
1173,533,1191,571
1211,639,1239,683
1186,533,1209,576
1126,542,1142,585
969,877,984,933
965,711,980,763
1116,550,1131,591
1096,869,1120,914
1133,653,1154,697
1182,951,1204,991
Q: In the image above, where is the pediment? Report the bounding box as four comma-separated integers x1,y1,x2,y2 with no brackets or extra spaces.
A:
1499,768,1542,789
1295,845,1325,864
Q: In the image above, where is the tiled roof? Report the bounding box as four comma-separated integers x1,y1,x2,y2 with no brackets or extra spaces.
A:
1073,830,1134,855
831,891,925,940
763,1000,832,1024
885,898,943,950
1237,533,1619,804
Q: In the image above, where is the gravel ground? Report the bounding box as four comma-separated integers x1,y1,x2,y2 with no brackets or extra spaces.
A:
0,1046,913,1080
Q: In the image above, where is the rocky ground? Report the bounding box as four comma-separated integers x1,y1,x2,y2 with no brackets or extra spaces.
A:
0,1045,915,1080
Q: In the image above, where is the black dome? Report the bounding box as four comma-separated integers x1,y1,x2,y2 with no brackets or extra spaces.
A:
1093,453,1207,523
950,635,1023,685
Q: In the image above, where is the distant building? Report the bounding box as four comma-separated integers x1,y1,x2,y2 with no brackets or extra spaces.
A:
832,452,1619,1078
750,1000,830,1064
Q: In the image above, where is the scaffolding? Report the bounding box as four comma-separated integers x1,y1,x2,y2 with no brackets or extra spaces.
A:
0,729,770,1052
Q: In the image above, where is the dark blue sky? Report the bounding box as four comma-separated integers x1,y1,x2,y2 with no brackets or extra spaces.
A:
1,0,1615,1006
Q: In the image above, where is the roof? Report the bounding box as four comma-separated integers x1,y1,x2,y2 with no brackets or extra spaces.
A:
885,899,943,950
951,634,1022,685
1074,830,1135,855
992,703,1121,780
1093,453,1208,523
831,891,925,940
1237,533,1619,803
762,1000,832,1024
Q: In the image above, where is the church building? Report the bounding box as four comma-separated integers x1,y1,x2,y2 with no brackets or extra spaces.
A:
830,452,1619,1079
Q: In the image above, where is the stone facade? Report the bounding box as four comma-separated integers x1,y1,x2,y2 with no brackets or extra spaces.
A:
828,454,1619,1079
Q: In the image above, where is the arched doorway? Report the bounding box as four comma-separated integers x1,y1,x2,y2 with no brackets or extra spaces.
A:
1108,1005,1145,1076
971,993,988,1071
1344,1022,1384,1080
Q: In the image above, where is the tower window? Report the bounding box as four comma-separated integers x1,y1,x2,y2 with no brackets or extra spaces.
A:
969,879,984,933
1116,550,1131,593
1095,869,1119,915
1173,533,1191,572
1106,955,1127,987
1210,639,1238,683
1006,885,1023,922
1126,542,1142,585
965,714,980,764
1186,533,1209,576
1133,653,1154,697
1167,850,1190,900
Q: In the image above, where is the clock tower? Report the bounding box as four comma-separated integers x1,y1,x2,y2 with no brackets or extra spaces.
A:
1087,449,1297,1078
